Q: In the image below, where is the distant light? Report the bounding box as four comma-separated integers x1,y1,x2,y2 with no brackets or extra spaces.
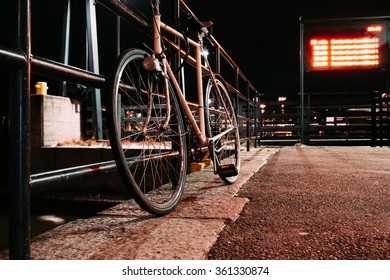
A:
259,103,266,113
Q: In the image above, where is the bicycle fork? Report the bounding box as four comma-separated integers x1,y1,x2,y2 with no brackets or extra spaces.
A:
142,4,172,136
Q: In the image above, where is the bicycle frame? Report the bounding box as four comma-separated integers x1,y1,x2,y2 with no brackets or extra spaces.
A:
105,0,241,215
153,7,235,149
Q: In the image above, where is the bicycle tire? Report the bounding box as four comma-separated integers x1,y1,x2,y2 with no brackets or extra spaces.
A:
204,75,241,184
107,48,187,216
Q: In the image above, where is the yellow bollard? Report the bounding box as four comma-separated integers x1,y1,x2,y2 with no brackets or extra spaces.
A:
34,81,49,95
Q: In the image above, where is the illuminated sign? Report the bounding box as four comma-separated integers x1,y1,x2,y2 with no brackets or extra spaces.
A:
305,21,388,71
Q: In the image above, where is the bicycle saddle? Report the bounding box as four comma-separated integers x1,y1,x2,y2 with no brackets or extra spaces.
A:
186,12,213,42
187,12,213,29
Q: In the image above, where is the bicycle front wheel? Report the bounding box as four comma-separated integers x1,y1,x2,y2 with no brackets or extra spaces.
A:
204,76,241,184
107,48,187,216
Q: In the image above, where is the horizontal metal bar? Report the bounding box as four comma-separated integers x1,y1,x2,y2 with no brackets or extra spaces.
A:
30,150,181,193
0,46,26,67
32,55,107,89
97,0,151,33
0,45,107,89
300,15,390,24
30,159,119,193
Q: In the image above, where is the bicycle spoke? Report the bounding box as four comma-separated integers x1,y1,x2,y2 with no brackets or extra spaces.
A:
107,48,187,215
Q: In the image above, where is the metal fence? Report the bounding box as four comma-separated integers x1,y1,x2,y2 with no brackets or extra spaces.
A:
257,91,389,146
0,0,261,259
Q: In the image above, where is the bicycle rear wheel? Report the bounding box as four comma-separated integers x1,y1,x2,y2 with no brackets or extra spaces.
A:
205,76,241,184
107,48,187,216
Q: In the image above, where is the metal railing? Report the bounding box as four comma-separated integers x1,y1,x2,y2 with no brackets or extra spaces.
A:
1,0,261,259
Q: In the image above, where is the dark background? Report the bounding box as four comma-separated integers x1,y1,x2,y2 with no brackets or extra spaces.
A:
2,1,390,94
1,0,390,202
184,1,390,93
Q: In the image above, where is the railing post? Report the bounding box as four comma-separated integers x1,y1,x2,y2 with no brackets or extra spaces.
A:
254,92,259,148
60,0,71,97
299,20,308,144
8,0,31,259
86,0,103,140
246,83,250,151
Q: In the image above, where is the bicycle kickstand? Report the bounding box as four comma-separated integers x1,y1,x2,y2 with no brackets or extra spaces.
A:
208,138,238,177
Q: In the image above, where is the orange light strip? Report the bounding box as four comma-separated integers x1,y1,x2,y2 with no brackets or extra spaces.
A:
309,24,385,69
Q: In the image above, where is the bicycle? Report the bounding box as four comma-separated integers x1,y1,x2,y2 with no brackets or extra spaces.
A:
106,0,241,216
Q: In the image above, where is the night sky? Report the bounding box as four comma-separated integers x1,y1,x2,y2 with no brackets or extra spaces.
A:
183,1,390,93
3,0,390,95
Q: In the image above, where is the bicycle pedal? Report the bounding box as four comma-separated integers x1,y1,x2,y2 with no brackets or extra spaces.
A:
215,164,238,177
